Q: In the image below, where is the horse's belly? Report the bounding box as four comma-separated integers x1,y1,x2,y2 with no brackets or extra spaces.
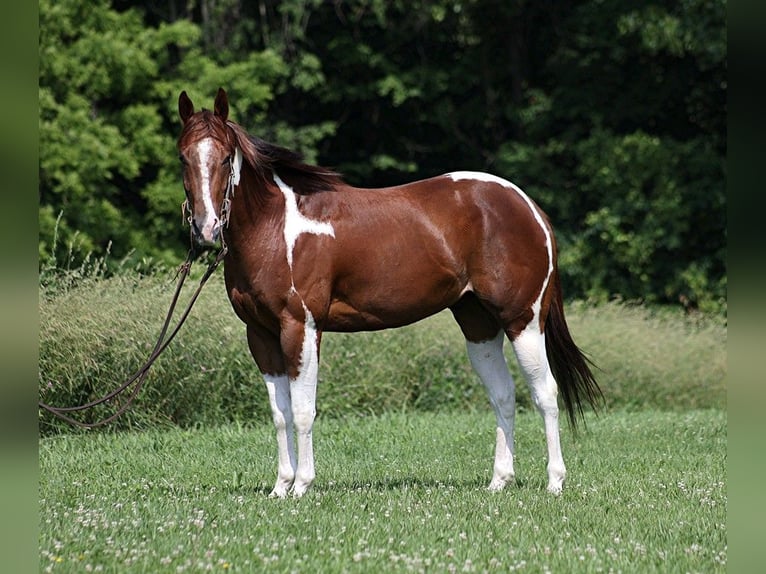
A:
325,273,463,332
324,301,446,332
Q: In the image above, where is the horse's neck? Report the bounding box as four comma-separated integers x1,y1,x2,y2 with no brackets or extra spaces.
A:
225,170,285,253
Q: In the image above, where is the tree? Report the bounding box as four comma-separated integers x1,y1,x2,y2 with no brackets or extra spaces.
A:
39,0,200,265
495,0,726,310
39,0,726,310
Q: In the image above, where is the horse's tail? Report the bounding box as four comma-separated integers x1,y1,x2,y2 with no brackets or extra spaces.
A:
544,271,604,431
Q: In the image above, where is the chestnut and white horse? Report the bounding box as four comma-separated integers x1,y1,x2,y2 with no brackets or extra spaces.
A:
177,88,602,497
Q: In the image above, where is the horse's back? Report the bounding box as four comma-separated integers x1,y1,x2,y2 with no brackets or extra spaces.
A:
373,171,553,273
319,171,554,332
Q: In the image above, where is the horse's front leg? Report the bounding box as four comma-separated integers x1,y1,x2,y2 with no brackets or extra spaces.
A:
247,326,297,498
263,374,296,497
281,308,322,497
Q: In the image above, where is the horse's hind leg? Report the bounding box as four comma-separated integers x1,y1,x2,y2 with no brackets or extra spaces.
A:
452,295,516,491
510,322,566,494
466,331,517,491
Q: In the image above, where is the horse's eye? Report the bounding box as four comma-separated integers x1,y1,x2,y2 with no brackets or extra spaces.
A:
179,155,187,165
222,155,232,166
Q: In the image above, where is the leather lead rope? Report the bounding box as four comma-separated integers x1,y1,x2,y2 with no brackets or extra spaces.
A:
40,144,238,429
38,246,227,429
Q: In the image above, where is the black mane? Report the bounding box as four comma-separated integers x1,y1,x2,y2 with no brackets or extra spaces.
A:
227,120,344,195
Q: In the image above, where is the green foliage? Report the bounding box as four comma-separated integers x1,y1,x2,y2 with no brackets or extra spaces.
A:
493,0,726,310
39,272,726,436
38,0,726,308
39,0,198,266
567,131,725,311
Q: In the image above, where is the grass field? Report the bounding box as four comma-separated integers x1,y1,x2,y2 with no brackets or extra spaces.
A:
39,267,727,571
39,409,726,573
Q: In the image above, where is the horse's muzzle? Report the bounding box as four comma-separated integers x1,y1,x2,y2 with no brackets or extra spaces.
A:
191,218,222,247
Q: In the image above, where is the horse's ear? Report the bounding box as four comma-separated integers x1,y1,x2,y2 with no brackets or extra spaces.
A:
214,88,229,122
178,91,194,124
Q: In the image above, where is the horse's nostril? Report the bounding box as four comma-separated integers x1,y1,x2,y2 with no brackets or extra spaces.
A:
191,220,208,245
190,217,221,246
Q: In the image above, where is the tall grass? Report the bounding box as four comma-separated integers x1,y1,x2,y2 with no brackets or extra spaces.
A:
39,268,726,434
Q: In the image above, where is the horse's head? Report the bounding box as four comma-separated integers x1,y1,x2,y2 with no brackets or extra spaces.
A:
177,88,242,247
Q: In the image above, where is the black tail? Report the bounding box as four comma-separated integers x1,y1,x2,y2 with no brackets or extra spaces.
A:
544,272,604,431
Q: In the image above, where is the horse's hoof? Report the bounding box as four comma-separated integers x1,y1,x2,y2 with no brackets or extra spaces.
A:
269,484,291,499
488,477,512,491
546,482,563,496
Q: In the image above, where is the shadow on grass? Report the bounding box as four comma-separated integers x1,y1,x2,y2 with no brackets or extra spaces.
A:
153,474,550,498
247,476,547,495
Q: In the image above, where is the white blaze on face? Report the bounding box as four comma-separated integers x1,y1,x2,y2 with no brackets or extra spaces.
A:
448,171,554,321
273,174,335,271
194,138,219,242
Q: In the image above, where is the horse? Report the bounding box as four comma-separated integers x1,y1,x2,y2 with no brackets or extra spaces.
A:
177,88,602,498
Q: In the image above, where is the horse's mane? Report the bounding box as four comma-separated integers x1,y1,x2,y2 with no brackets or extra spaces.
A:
180,109,343,195
226,119,343,195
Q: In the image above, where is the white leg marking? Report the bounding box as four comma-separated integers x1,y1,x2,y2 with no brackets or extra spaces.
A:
194,138,220,242
290,304,320,497
466,331,516,492
263,373,296,498
511,322,566,494
273,174,335,272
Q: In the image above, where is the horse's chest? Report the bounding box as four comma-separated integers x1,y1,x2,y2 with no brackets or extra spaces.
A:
224,267,285,331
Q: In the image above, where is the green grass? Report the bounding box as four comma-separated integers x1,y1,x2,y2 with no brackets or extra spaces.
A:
39,272,726,433
39,409,726,573
39,268,727,571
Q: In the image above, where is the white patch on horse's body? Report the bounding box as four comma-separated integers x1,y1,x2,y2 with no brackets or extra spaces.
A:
273,174,335,272
195,138,218,241
291,304,320,494
298,305,320,383
448,170,513,188
448,171,554,325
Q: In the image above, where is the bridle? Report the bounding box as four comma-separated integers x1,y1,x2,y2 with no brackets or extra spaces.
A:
38,145,241,429
182,144,242,252
220,145,242,245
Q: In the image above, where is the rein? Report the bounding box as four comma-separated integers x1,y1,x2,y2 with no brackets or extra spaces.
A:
38,247,226,429
39,155,240,429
